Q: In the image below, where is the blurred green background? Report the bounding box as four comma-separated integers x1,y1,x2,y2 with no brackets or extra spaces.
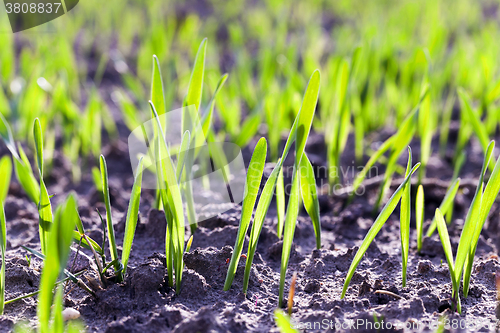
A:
1,0,499,182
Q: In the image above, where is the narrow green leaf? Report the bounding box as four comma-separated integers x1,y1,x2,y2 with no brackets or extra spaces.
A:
33,119,44,176
151,55,166,116
279,172,301,307
243,159,282,293
435,208,456,281
464,141,500,295
198,74,228,148
38,196,78,332
0,156,12,203
184,38,207,112
100,155,121,280
92,167,103,193
224,138,267,290
299,154,321,249
279,70,321,307
276,167,285,239
458,88,490,155
454,142,493,292
34,119,52,256
73,230,103,255
486,79,500,105
416,185,424,252
274,309,299,333
341,162,420,299
235,112,262,148
51,286,64,333
0,112,19,160
176,131,191,183
400,147,412,287
426,178,461,236
121,157,144,276
295,70,320,168
374,106,419,210
150,101,186,294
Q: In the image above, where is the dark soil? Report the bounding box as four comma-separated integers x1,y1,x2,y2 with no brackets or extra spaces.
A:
0,122,499,332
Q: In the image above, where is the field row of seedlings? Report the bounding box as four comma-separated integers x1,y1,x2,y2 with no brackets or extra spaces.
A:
1,0,500,332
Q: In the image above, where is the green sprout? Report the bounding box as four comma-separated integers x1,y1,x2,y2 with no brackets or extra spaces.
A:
400,148,412,287
37,195,79,333
99,155,144,283
425,178,460,237
416,184,424,253
342,148,420,298
224,138,267,290
279,70,320,307
274,309,299,333
33,118,53,256
434,208,461,313
433,140,500,313
99,155,122,281
463,141,500,297
299,154,321,250
150,102,186,294
121,157,144,276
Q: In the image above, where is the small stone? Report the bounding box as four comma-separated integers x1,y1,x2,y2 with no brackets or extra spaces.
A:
62,308,80,321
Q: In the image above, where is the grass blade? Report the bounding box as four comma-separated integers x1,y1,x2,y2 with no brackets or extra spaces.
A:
464,141,500,296
426,178,461,237
151,55,166,117
184,38,207,112
435,208,455,280
276,168,285,239
150,101,186,294
243,159,282,293
434,208,461,313
279,173,301,307
176,131,191,183
299,154,321,249
100,155,122,280
416,184,424,252
458,88,491,167
197,74,228,149
400,147,412,287
0,156,12,203
279,70,321,307
294,70,320,168
0,115,39,204
34,119,53,256
16,144,40,204
274,309,299,333
181,39,208,232
38,196,78,332
453,142,493,296
0,112,18,160
341,161,420,299
73,231,103,255
224,138,267,290
121,157,144,276
374,107,419,211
